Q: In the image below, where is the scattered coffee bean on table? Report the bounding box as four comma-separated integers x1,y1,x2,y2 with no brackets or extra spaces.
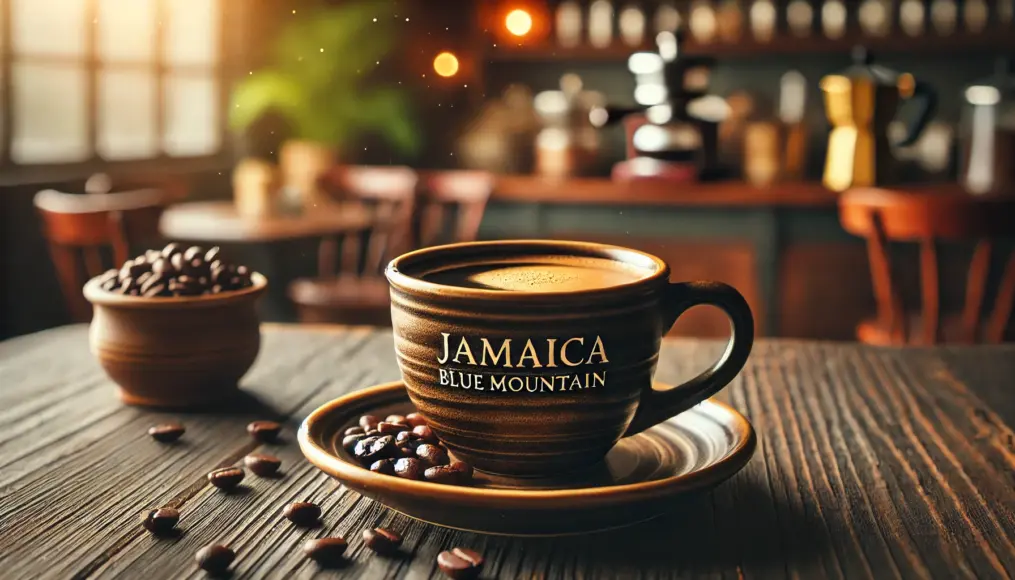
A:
437,548,484,580
141,507,179,535
247,420,282,442
244,453,281,477
362,527,402,555
195,544,235,575
283,502,322,527
98,243,254,297
207,467,245,490
147,423,185,443
303,537,348,566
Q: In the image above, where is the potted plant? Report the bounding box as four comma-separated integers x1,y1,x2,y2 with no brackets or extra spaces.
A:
229,1,420,209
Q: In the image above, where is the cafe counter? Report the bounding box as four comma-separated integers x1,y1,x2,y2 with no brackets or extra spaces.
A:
479,177,868,341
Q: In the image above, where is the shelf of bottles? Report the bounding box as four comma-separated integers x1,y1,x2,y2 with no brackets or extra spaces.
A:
485,0,1015,60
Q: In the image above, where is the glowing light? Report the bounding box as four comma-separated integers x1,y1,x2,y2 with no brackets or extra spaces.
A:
433,52,459,77
505,9,533,36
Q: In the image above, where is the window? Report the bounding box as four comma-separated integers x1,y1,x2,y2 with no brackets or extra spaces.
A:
1,0,231,168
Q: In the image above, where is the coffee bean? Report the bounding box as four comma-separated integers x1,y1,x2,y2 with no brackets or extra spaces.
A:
425,461,474,485
353,436,379,460
169,252,186,272
395,430,418,446
437,548,484,580
398,445,418,458
162,242,182,258
362,527,402,555
136,271,152,287
303,537,347,567
405,412,427,427
344,426,365,436
283,502,321,527
244,453,281,477
151,257,173,274
207,467,245,490
367,435,398,461
385,414,407,424
183,246,205,262
378,421,409,435
142,283,168,297
394,457,423,480
147,423,185,442
370,458,395,475
342,434,366,453
195,544,235,575
141,507,179,535
365,429,380,437
204,246,222,264
416,443,449,468
412,425,437,443
359,415,379,430
247,420,282,442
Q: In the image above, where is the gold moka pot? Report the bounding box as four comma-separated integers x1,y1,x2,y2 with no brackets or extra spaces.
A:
820,48,937,192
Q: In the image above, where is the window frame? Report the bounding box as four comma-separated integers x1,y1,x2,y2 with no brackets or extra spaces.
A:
0,0,245,180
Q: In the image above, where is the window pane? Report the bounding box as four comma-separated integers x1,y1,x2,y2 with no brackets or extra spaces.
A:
164,0,220,66
164,74,219,156
98,0,156,62
98,70,158,160
12,64,89,163
11,0,87,57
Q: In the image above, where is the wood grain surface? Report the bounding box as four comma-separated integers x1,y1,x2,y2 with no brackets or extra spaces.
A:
1,325,1014,579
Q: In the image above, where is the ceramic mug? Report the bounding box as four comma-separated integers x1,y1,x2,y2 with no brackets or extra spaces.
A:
385,240,753,477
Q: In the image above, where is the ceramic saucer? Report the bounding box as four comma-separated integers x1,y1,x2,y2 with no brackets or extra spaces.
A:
299,381,756,536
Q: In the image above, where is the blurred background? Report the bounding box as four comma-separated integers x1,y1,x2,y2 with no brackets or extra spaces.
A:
2,0,1014,345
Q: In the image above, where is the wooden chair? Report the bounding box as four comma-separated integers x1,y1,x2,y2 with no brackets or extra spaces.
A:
34,182,174,322
288,165,419,326
838,186,1015,345
416,170,495,247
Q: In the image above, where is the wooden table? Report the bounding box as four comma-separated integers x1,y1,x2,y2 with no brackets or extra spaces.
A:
2,325,1014,579
160,201,372,243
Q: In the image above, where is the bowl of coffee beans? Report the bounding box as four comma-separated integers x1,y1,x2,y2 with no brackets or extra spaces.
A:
83,243,266,408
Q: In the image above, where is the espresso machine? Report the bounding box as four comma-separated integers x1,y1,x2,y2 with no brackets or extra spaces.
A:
590,31,725,181
820,47,937,192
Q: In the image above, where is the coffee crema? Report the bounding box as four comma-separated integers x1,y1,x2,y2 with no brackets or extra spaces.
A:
420,255,649,292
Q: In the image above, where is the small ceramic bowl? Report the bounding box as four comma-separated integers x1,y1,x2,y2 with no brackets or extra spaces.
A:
83,273,267,408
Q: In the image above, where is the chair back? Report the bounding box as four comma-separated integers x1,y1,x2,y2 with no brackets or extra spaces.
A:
416,170,494,247
316,165,418,277
838,186,1015,344
34,186,169,322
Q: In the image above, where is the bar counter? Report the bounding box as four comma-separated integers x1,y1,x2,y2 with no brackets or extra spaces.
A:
479,177,864,341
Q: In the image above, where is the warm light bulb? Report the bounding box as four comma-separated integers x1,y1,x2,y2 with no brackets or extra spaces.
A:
506,9,533,36
433,52,459,77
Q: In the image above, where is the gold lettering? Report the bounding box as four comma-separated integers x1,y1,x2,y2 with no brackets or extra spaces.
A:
560,337,584,367
490,376,506,391
593,371,607,388
587,335,609,364
517,339,543,368
437,332,451,364
480,338,512,367
539,376,555,392
546,338,558,368
508,377,525,392
453,337,477,365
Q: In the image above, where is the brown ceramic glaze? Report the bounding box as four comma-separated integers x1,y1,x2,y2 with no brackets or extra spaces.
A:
83,272,266,408
299,381,756,536
385,240,753,477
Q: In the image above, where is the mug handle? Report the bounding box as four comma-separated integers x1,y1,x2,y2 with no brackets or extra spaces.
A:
622,281,754,437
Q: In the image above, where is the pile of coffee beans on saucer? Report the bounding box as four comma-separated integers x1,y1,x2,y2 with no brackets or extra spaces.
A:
96,242,254,297
344,412,475,485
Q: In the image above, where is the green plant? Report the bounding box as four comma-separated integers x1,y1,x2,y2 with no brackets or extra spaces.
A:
229,1,419,157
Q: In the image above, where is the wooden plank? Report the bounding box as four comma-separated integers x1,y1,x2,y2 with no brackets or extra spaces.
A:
1,326,1014,579
0,326,379,579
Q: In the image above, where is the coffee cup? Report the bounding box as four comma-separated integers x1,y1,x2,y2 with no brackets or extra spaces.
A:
385,240,753,477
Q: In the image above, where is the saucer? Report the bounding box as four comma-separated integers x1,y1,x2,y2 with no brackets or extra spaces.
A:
299,381,756,536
